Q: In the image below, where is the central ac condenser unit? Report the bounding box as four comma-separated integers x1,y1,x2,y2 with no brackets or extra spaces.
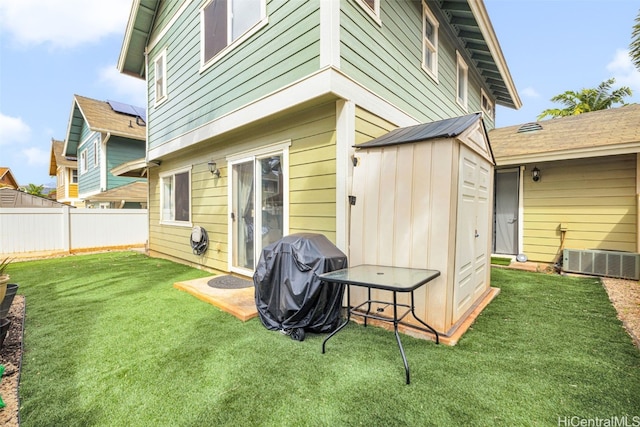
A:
562,249,640,280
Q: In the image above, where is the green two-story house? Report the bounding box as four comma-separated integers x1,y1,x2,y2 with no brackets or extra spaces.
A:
118,0,520,275
63,95,148,208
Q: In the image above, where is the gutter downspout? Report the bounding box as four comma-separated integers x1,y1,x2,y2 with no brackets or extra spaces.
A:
102,132,111,192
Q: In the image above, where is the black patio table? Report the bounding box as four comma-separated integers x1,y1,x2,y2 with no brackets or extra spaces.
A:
318,264,441,384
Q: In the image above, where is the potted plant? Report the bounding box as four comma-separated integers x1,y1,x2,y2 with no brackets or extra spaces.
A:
0,258,11,303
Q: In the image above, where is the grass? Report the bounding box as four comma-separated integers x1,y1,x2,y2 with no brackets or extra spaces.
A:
8,251,640,426
490,256,512,266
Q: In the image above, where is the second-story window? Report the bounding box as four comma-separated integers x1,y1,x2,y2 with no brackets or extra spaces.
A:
422,2,438,80
355,0,380,22
71,169,78,184
481,89,494,119
154,50,167,106
202,0,264,65
456,51,468,110
80,150,88,174
93,140,99,167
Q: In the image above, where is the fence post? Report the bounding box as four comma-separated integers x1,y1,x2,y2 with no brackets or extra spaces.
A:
62,205,71,252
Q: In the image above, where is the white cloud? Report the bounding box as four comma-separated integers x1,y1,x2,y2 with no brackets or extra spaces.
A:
521,87,540,98
0,113,31,145
0,0,132,49
606,49,640,93
22,147,49,166
98,65,147,108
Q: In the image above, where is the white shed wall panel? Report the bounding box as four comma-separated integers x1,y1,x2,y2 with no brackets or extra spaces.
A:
350,122,494,334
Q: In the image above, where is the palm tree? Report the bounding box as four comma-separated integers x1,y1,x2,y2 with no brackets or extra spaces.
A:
631,10,640,70
537,78,632,120
24,183,45,197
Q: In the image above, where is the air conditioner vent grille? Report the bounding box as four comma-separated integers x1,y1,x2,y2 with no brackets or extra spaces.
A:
562,249,640,280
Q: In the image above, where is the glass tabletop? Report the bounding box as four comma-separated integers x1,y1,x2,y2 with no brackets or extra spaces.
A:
318,264,440,292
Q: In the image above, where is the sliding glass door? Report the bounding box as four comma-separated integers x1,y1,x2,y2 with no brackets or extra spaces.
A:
230,152,285,274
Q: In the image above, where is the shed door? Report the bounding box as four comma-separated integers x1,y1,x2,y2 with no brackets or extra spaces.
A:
453,146,490,320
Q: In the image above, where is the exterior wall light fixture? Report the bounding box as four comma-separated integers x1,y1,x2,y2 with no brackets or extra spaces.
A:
531,166,541,182
208,160,220,178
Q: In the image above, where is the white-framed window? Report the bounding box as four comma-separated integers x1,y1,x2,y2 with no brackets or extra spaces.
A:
93,140,99,167
71,169,78,184
200,0,267,68
154,49,167,106
160,167,192,225
355,0,381,24
456,51,468,110
481,89,494,119
422,2,438,80
80,150,88,174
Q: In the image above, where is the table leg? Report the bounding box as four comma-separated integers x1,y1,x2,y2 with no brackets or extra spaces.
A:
322,283,351,354
410,291,439,344
364,287,372,327
393,291,411,384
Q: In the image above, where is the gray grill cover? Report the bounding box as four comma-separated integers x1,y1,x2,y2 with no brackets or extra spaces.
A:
253,233,347,333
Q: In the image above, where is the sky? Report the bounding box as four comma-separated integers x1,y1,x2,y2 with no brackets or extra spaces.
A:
1,0,639,187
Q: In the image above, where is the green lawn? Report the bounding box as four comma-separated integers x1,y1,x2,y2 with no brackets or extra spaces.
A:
7,252,640,426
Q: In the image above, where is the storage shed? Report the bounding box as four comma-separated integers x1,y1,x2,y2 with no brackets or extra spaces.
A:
349,113,495,337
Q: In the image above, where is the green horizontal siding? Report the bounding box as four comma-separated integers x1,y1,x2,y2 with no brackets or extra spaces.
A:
106,136,146,190
78,133,101,194
147,0,321,151
340,0,494,129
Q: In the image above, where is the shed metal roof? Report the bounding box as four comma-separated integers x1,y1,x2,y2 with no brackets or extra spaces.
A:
356,113,482,148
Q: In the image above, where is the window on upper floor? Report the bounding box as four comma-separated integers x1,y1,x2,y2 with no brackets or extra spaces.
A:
93,140,99,168
154,50,167,106
481,89,494,119
355,0,380,23
80,150,88,174
456,51,468,110
422,2,438,80
160,167,191,224
201,0,266,67
71,169,78,184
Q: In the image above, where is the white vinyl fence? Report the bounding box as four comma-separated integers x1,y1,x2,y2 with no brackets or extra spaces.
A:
0,207,148,257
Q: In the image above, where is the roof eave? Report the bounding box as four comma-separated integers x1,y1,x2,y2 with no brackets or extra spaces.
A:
468,0,522,110
495,142,640,166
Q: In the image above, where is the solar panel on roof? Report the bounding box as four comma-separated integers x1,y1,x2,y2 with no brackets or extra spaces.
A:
107,100,147,122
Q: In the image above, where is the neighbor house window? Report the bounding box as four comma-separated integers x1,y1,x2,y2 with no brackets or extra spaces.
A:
93,140,99,167
160,167,191,224
201,0,266,65
154,50,167,106
456,51,468,110
80,150,87,174
71,169,78,184
481,89,494,119
422,2,438,79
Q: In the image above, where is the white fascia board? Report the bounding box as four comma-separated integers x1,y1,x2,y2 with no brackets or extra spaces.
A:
495,142,640,166
148,68,418,160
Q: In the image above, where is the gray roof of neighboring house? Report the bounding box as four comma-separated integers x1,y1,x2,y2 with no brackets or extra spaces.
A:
489,104,640,165
64,95,146,157
85,181,148,203
49,139,76,176
356,113,483,148
0,188,72,208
